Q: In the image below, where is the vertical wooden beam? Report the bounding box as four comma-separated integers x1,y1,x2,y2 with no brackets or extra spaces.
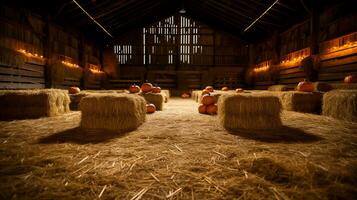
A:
78,36,85,89
310,3,319,55
44,15,53,88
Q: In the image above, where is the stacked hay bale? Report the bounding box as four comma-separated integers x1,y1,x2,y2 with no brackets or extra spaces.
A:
68,89,126,111
267,85,290,92
330,83,357,90
277,91,323,113
140,93,164,111
80,93,146,132
322,90,357,122
161,89,170,102
218,93,282,130
0,89,70,120
130,83,165,111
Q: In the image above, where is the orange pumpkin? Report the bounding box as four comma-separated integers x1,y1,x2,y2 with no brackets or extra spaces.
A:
205,86,214,93
68,87,80,94
152,86,161,93
198,104,207,114
201,89,210,96
297,80,314,92
201,94,216,105
344,75,357,83
146,103,156,113
222,87,229,91
141,83,153,93
129,84,140,93
236,88,244,93
181,93,190,98
206,104,218,115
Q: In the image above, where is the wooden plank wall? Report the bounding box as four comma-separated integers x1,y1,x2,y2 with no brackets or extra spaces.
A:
318,33,357,83
249,9,357,89
110,15,248,90
0,6,46,89
0,5,104,90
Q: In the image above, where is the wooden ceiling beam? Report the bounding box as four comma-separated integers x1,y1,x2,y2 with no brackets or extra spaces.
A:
200,0,282,29
100,0,160,25
105,2,162,28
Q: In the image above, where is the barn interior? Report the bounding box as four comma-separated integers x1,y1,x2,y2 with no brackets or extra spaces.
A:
0,0,357,199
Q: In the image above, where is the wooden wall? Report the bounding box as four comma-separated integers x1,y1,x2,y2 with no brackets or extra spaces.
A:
0,6,46,89
109,15,248,90
248,4,357,89
0,5,104,90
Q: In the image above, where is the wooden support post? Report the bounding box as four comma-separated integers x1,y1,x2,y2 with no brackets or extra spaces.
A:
272,31,280,84
78,37,85,89
310,3,319,55
44,15,53,88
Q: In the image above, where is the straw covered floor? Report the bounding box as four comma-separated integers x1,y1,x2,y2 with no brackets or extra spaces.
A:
0,98,356,199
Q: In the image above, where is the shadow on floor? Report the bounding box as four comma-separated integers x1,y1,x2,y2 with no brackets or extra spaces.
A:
228,126,323,143
37,127,131,144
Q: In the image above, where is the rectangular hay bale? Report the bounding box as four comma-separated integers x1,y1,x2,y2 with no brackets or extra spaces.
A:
322,90,357,122
0,89,70,120
140,93,164,110
218,93,282,130
80,93,146,131
277,91,323,113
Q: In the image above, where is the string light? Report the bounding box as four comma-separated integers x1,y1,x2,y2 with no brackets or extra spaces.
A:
280,48,310,65
253,60,270,73
61,60,79,68
89,63,104,74
17,49,44,59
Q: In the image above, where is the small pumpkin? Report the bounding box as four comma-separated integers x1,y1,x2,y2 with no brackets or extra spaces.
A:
152,86,161,93
205,86,214,93
201,94,216,105
141,83,153,93
297,80,314,92
236,88,244,93
206,104,218,115
198,104,207,114
181,93,190,98
221,87,229,91
201,89,210,96
129,84,140,93
68,87,80,94
344,75,357,83
146,103,156,113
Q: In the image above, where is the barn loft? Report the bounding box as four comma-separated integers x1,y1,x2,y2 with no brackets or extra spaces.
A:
1,0,357,199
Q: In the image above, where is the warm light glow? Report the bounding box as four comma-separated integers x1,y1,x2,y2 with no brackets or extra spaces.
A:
320,32,357,54
17,49,44,60
88,63,103,74
253,60,271,73
61,60,79,68
280,48,310,65
325,41,357,53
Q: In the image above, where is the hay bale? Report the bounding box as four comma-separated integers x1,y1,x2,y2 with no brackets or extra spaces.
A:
313,82,332,92
80,94,146,131
331,83,357,90
160,90,170,103
69,90,127,110
322,90,357,122
140,93,164,110
0,89,70,120
278,91,323,113
161,89,170,98
268,85,290,91
218,93,282,130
